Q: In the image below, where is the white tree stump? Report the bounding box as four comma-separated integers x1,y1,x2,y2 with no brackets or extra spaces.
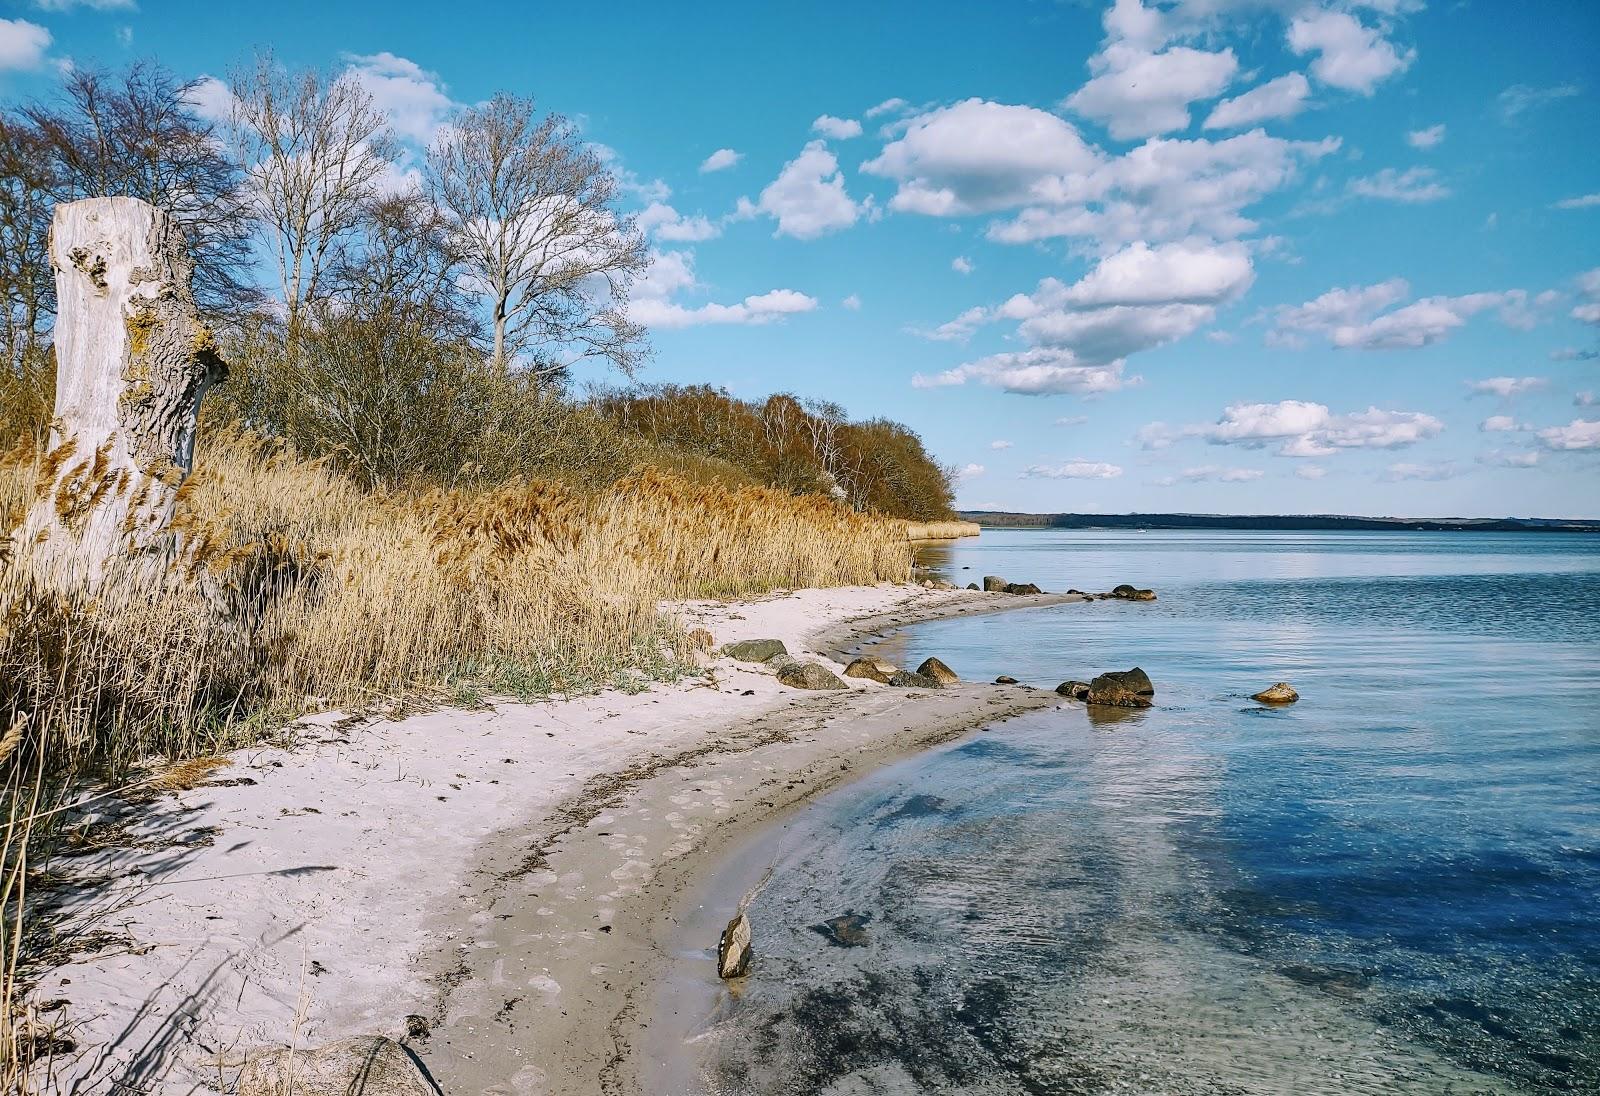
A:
17,197,224,587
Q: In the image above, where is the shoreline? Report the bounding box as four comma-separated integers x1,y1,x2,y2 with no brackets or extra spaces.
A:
27,583,1082,1094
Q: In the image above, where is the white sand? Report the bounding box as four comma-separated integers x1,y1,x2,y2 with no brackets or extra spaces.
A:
27,583,1081,1095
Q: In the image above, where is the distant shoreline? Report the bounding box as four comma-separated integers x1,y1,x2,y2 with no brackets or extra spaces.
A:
961,511,1600,534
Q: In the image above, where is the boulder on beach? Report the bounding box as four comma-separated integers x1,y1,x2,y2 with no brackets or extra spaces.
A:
722,638,789,663
966,582,980,590
888,669,941,689
1099,667,1154,696
1252,682,1299,704
995,675,1019,685
718,912,753,978
237,1035,439,1096
1055,680,1090,700
915,657,960,685
982,575,1008,592
776,661,848,690
1109,584,1157,601
1086,673,1153,709
844,656,898,684
1003,582,1043,595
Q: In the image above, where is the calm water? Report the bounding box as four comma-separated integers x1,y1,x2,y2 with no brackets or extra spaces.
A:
661,531,1600,1095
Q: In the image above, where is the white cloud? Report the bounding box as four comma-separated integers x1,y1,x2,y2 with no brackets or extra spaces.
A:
636,201,720,242
1056,415,1089,427
1160,465,1264,484
32,0,134,9
1349,166,1450,203
1331,294,1512,348
1538,419,1600,451
1273,278,1410,335
0,19,51,71
1203,73,1311,130
990,440,1014,450
1046,239,1254,308
342,52,455,145
1288,9,1414,95
1554,193,1600,210
1573,268,1600,325
913,349,1135,396
630,249,818,329
1479,449,1540,468
841,293,862,311
866,97,911,119
1022,460,1123,479
811,114,863,140
1274,281,1532,350
1406,123,1446,149
908,305,989,343
1496,83,1581,124
1479,415,1525,432
1466,376,1546,399
1193,400,1444,457
952,256,974,275
185,75,234,124
751,140,863,239
699,148,742,173
956,463,986,480
1065,44,1238,140
1384,461,1462,481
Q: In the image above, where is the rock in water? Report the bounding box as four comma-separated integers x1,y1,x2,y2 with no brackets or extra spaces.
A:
1252,682,1299,704
995,675,1019,685
722,638,789,663
811,911,871,948
844,656,898,684
1099,667,1154,696
1086,673,1154,708
915,657,960,685
1003,582,1043,595
718,912,753,978
1055,680,1090,700
237,1036,438,1095
888,670,941,689
775,661,848,690
1109,584,1157,601
982,575,1009,592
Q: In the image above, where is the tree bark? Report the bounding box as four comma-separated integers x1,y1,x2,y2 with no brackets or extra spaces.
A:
16,197,225,587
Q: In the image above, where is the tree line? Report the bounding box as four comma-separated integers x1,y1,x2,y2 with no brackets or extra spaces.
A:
0,56,956,519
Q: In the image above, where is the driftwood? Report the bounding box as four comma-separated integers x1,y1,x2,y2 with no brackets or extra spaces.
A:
16,197,225,587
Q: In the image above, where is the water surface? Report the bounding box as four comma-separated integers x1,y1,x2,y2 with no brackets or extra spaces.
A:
658,531,1600,1094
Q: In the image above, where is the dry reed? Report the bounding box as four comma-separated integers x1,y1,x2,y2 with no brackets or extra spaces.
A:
903,519,982,541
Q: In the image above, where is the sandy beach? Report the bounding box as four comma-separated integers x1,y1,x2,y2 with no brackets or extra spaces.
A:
28,582,1083,1094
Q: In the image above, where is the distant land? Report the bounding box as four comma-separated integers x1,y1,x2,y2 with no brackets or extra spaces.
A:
960,512,1600,534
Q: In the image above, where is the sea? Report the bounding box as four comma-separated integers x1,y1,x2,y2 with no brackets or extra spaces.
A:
656,530,1600,1095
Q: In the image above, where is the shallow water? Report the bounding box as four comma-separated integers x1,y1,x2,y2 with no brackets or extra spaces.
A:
658,531,1600,1095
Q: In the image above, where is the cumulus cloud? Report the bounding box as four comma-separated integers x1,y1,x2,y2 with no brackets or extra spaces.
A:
342,52,456,145
1187,400,1444,457
1406,123,1446,149
1573,268,1600,325
866,97,911,119
34,0,135,8
841,293,861,311
636,202,720,243
913,350,1135,396
1496,83,1581,124
952,256,974,275
1203,73,1311,130
1349,166,1450,203
956,463,986,480
1554,193,1600,210
1272,280,1534,350
1384,461,1462,481
1043,239,1254,309
811,114,863,140
1065,44,1238,140
1466,376,1546,399
1158,465,1264,485
990,440,1014,450
1479,415,1525,432
748,140,864,239
1537,419,1600,450
1479,449,1540,468
1022,460,1124,479
0,18,51,71
185,75,234,124
699,148,742,173
629,249,818,329
1288,9,1414,94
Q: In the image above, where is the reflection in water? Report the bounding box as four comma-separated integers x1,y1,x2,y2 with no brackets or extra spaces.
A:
664,532,1599,1095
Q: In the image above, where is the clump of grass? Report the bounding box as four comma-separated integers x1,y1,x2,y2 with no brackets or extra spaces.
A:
903,519,981,541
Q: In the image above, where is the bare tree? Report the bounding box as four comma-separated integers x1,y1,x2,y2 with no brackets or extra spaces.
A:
0,113,54,371
329,192,477,341
425,94,648,378
22,61,257,318
228,53,398,326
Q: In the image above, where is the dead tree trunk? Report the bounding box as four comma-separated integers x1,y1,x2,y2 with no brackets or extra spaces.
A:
16,197,225,587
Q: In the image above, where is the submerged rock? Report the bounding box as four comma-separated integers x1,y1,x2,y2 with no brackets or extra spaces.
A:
982,575,1008,592
1109,584,1157,601
237,1035,438,1096
1252,681,1299,704
723,638,789,663
776,661,848,690
718,912,753,978
811,911,871,948
888,669,941,689
915,657,960,685
1099,667,1154,696
1003,582,1043,595
1055,680,1090,700
843,656,898,684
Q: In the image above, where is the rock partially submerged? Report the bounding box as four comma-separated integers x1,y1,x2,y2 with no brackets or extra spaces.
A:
915,656,959,685
812,911,871,948
1108,584,1157,601
718,912,753,978
843,656,898,684
1003,582,1043,595
237,1036,439,1096
1252,682,1299,704
1055,680,1090,700
722,638,789,663
775,661,848,690
1086,674,1153,708
888,669,941,689
1101,667,1154,696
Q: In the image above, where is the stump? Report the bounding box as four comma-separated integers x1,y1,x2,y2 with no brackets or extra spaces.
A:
15,197,224,587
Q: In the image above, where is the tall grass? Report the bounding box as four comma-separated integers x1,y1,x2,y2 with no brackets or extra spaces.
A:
0,428,911,1086
903,519,981,541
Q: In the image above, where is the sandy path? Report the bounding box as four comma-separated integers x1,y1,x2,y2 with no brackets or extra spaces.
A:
26,584,1081,1094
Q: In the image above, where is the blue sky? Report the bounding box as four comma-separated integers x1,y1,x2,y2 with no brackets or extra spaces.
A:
3,0,1597,517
